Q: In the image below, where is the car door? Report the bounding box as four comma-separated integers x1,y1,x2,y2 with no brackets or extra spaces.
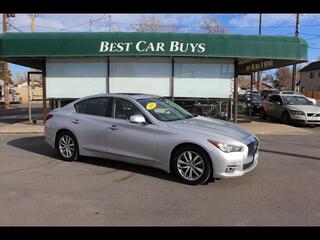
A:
272,95,284,120
106,97,159,163
265,95,278,118
70,97,113,157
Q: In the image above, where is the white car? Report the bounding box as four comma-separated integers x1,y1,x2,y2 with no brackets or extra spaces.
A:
280,91,317,105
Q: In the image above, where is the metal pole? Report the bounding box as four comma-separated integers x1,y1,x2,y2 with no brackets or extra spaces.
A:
42,68,47,123
292,14,300,91
106,57,110,93
171,57,175,101
233,60,238,123
250,74,253,123
257,14,262,91
2,14,10,109
27,72,32,124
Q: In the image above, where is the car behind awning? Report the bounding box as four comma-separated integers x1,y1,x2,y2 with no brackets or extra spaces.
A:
0,32,308,74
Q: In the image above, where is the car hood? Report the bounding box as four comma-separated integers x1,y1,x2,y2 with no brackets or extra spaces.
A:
166,116,253,141
286,105,320,113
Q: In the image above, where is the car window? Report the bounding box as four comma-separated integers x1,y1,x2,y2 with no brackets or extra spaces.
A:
274,96,283,104
74,98,112,117
137,97,194,122
113,98,144,120
268,95,277,103
282,96,312,105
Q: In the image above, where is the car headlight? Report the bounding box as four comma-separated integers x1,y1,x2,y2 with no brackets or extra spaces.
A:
208,140,244,153
290,110,304,115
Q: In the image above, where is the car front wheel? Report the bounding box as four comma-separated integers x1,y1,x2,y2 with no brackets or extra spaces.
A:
56,131,79,161
281,111,291,125
172,146,212,185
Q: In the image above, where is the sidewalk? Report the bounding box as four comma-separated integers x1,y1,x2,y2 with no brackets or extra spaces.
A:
238,121,312,135
0,119,313,135
0,121,44,134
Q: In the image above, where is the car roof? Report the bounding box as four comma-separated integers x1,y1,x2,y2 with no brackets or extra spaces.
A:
78,93,161,101
269,93,302,98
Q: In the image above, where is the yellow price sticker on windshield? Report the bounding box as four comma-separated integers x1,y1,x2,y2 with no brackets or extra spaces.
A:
146,102,157,110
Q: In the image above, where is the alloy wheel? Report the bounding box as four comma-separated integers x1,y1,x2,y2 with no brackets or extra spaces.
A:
177,151,205,181
58,135,75,159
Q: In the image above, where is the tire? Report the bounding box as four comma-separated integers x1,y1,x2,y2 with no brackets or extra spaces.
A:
171,146,212,185
56,131,79,161
260,108,266,119
281,111,291,125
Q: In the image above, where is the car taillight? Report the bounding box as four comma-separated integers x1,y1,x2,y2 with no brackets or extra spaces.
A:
45,114,54,123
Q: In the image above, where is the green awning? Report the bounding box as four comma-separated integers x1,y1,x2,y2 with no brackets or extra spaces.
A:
0,32,308,73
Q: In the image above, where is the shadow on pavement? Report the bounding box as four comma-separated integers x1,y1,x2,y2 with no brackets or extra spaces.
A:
6,136,179,183
260,148,320,161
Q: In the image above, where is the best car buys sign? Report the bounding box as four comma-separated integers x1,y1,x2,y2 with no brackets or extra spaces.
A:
99,40,206,55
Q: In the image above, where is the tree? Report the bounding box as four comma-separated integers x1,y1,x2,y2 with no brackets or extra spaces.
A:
14,72,28,84
237,76,251,89
262,73,275,86
133,15,178,32
200,16,226,34
273,66,292,90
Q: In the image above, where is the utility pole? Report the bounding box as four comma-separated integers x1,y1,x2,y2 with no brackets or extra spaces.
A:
29,14,36,123
89,19,92,32
257,13,262,91
292,13,300,91
2,14,10,109
31,14,35,32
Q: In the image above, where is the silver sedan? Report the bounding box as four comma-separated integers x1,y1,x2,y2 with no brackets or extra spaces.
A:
45,94,259,185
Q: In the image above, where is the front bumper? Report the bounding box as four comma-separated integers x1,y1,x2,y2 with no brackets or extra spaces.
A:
290,114,320,125
208,136,259,178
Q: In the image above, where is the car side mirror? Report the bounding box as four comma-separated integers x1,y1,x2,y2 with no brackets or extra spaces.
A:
275,101,281,105
130,114,146,124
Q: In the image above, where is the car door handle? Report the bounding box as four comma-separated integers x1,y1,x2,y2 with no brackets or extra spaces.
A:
71,119,80,124
108,125,119,130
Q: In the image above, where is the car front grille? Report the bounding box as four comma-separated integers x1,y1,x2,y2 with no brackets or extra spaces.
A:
247,139,258,156
244,139,258,170
307,113,320,117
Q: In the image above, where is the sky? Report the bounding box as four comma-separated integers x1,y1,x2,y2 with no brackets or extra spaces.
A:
1,13,320,80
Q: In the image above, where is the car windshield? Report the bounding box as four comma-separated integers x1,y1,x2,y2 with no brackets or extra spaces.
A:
137,97,194,122
282,96,312,105
282,91,302,96
246,94,261,101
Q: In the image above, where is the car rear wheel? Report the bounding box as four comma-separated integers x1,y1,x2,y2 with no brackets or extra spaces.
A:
56,131,79,161
172,146,212,185
281,111,291,125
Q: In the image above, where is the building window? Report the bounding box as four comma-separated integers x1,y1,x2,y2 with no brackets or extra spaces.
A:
310,72,314,79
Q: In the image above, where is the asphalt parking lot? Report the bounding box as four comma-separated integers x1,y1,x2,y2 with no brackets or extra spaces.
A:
0,127,320,226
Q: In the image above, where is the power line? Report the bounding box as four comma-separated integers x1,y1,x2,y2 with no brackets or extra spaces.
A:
7,21,22,32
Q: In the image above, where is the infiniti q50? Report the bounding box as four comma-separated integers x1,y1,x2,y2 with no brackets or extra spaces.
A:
45,94,259,185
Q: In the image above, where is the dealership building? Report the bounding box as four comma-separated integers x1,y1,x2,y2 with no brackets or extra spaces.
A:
0,32,308,121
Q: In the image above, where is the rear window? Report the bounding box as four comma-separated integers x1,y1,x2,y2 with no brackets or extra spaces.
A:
74,98,112,117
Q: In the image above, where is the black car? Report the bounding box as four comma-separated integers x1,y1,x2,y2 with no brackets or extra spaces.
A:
260,89,280,101
244,93,262,115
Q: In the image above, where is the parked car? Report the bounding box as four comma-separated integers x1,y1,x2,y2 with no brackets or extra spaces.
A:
45,93,259,185
280,91,317,105
260,89,280,101
246,90,260,96
260,94,320,126
244,93,262,116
